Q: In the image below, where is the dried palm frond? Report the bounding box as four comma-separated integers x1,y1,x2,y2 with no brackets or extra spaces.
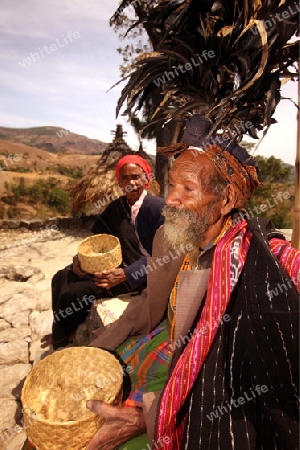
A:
115,0,299,141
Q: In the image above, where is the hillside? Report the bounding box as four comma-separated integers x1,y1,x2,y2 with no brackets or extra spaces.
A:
0,140,100,178
0,140,102,220
0,126,108,155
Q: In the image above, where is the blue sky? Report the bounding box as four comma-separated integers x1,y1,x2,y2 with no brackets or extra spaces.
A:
0,0,298,164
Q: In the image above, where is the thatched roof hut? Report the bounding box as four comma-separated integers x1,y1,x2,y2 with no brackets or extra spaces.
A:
71,125,159,215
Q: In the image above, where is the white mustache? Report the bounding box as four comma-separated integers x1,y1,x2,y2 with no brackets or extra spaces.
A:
162,205,197,224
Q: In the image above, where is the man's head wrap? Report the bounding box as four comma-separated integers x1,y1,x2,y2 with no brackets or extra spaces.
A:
115,155,153,188
158,115,261,208
204,144,260,208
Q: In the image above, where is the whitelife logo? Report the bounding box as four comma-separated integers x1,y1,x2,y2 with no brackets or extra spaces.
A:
19,31,81,68
153,50,216,87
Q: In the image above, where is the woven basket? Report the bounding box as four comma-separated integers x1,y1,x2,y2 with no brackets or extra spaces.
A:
21,347,123,450
77,234,122,274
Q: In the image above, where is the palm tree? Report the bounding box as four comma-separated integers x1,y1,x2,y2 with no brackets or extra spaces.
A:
111,0,299,205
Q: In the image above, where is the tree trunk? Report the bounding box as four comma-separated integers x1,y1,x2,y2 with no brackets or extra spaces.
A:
155,120,183,197
132,4,185,197
291,86,300,249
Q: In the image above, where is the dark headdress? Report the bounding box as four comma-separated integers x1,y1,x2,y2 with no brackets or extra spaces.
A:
158,114,261,208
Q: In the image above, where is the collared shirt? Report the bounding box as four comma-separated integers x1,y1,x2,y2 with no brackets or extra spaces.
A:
129,189,150,257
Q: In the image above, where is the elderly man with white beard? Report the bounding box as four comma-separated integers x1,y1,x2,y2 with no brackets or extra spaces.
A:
84,125,299,450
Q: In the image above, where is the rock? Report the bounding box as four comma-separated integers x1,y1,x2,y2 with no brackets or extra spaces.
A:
0,398,18,432
69,218,83,230
0,364,31,400
15,430,27,449
57,217,70,229
3,265,43,282
29,311,52,336
32,287,51,311
0,282,25,305
29,340,53,365
0,327,31,343
1,294,33,318
97,297,129,325
0,341,28,366
28,272,45,283
0,320,10,332
1,428,26,450
7,220,21,230
19,220,32,228
0,229,95,447
44,218,59,228
6,312,29,328
74,297,130,346
28,220,43,231
0,282,50,312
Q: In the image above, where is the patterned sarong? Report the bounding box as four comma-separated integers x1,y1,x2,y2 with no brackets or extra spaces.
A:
117,320,170,407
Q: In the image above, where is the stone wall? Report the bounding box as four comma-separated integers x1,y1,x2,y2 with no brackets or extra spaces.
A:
0,217,293,242
0,230,86,449
0,215,97,232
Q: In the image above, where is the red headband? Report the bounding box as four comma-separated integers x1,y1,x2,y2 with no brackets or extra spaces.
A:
115,155,153,187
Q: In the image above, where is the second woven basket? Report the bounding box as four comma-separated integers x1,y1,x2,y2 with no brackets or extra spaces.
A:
21,347,123,450
77,233,122,274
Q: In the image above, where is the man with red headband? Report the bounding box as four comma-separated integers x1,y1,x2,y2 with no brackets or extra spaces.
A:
84,117,299,450
47,154,165,350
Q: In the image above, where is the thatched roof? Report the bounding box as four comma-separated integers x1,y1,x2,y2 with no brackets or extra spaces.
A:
71,125,159,215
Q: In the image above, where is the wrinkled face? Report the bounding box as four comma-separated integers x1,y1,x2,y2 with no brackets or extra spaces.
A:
118,163,147,205
163,151,224,251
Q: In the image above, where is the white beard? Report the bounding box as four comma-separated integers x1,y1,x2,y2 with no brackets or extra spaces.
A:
162,203,221,263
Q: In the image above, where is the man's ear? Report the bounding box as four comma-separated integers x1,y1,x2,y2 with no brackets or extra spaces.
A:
220,184,237,216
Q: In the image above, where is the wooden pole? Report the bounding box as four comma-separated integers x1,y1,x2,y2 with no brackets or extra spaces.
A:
291,81,300,249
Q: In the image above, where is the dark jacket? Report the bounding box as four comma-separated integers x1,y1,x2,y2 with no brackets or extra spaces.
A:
182,218,299,449
92,193,165,290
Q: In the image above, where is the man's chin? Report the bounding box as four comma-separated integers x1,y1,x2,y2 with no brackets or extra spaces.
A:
163,222,194,250
125,190,142,204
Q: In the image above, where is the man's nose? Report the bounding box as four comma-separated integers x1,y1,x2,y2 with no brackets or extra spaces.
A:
125,180,136,190
166,188,182,207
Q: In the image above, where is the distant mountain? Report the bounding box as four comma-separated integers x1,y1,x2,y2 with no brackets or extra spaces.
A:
0,126,108,155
